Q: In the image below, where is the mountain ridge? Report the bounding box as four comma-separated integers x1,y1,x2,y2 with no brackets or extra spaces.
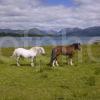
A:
0,26,100,37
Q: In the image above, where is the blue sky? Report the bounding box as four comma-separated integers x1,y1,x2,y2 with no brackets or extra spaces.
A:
44,0,75,7
0,0,100,30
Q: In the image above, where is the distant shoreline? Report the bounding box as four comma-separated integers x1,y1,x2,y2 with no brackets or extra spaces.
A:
0,34,100,37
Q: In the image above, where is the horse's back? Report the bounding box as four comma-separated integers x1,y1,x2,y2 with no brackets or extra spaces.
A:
14,48,27,54
13,48,34,58
52,45,74,55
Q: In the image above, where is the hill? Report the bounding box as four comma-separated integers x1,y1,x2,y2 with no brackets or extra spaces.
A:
59,26,100,36
0,26,100,37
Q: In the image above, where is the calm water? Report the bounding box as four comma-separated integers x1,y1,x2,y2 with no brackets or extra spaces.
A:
0,36,100,47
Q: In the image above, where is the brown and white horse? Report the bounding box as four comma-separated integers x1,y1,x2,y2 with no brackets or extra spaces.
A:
50,43,81,67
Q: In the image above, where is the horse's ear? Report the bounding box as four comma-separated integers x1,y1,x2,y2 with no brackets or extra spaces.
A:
79,43,81,45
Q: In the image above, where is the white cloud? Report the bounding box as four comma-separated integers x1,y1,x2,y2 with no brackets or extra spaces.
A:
0,0,100,30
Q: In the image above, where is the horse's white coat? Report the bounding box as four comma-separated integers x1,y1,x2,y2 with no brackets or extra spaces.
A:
12,47,45,67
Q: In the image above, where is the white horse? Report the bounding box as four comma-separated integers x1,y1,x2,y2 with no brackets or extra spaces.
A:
12,46,45,67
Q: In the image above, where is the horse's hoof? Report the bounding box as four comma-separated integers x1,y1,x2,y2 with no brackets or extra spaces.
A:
70,64,74,66
56,64,59,67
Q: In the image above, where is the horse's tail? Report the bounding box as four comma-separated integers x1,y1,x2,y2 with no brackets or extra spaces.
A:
50,48,56,65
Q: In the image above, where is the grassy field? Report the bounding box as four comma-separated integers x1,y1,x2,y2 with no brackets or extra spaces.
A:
0,44,100,100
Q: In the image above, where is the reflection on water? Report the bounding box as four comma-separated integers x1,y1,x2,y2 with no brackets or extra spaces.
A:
0,36,100,47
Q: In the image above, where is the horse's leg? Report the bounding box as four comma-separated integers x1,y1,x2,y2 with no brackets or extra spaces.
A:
52,60,55,67
16,56,20,66
68,54,73,66
31,58,34,67
69,58,73,66
52,59,56,67
55,58,59,66
52,59,59,67
34,56,36,66
55,60,59,66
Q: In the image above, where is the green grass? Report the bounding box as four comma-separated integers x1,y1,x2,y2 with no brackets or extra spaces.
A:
0,44,100,100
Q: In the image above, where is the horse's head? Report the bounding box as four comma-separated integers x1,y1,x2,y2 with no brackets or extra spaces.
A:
30,47,45,55
73,43,81,50
34,47,45,55
39,47,46,55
